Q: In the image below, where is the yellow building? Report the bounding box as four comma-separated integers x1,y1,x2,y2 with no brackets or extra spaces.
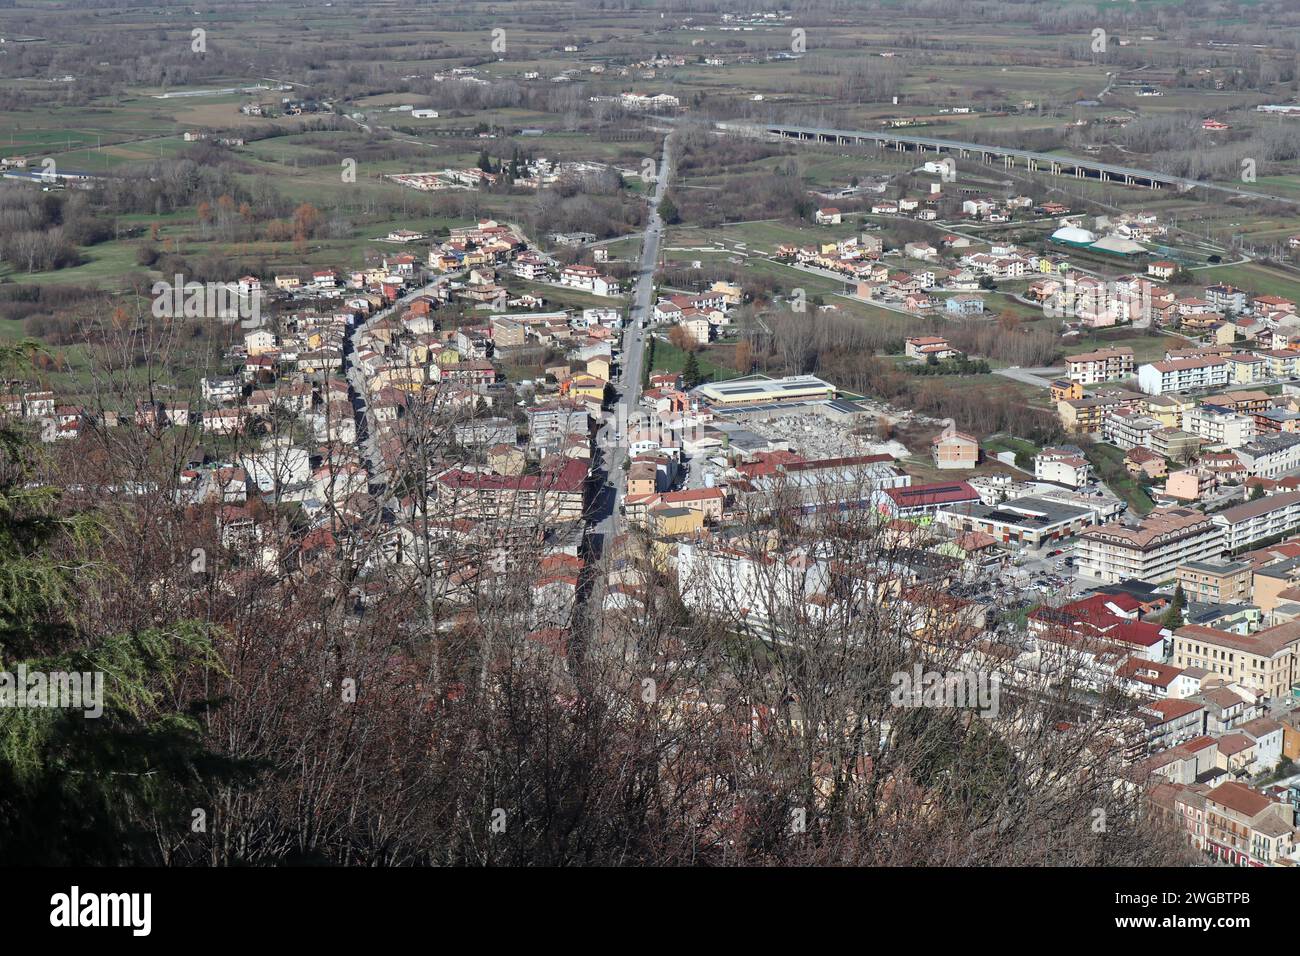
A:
711,281,743,305
370,366,424,392
1145,393,1192,428
586,356,612,382
1228,353,1268,384
1267,349,1300,379
1173,623,1300,700
1050,380,1083,402
566,374,607,403
651,506,704,537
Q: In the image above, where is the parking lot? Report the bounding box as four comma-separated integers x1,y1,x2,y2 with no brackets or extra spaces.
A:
953,543,1083,618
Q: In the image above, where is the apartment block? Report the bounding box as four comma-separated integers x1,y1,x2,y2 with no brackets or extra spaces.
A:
1076,507,1225,584
1183,405,1256,449
1227,353,1269,384
1149,427,1201,461
1235,432,1300,478
1058,391,1145,434
1034,447,1092,488
1176,558,1252,605
1202,782,1296,866
1105,409,1164,450
1212,490,1300,552
1137,357,1231,396
1065,347,1135,385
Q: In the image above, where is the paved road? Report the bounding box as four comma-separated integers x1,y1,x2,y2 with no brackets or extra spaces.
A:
993,366,1065,389
590,134,672,551
344,276,455,490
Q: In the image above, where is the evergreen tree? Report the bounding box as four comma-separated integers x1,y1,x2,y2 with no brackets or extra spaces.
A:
0,343,248,864
682,351,703,388
1161,583,1186,630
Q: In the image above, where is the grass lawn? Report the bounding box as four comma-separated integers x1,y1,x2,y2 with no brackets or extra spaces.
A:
1194,262,1300,304
1063,329,1187,364
648,335,738,384
1084,442,1155,516
984,435,1040,466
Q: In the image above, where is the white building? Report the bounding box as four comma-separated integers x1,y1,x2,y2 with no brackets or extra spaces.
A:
1034,447,1092,488
1137,357,1231,395
1235,432,1300,478
1183,405,1256,449
1213,490,1300,552
676,541,831,628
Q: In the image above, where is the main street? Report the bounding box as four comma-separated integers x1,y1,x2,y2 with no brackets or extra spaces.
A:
589,134,673,553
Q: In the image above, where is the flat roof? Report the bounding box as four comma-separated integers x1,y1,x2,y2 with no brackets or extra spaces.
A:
941,495,1095,527
695,374,834,401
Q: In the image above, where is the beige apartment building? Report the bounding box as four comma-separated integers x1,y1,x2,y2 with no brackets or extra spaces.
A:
1202,781,1296,866
1250,555,1300,614
931,428,980,469
1173,622,1300,699
1058,391,1144,434
1066,347,1135,385
1076,507,1225,584
1176,558,1252,605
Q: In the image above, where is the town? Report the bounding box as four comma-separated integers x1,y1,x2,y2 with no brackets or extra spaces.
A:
3,0,1300,887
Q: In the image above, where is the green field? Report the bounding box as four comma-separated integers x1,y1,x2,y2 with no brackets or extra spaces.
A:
1195,262,1300,304
1084,442,1156,516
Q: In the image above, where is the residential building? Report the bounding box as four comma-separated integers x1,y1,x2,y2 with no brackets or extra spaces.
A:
1059,391,1145,434
1205,284,1248,315
1034,447,1092,488
1066,347,1135,385
1213,490,1300,552
1183,405,1256,449
1176,558,1252,605
905,336,960,361
1150,427,1201,462
931,427,980,469
1202,782,1296,866
1235,432,1300,478
1227,353,1269,384
433,458,589,527
1126,446,1168,480
1137,357,1231,396
1076,507,1225,584
944,294,985,316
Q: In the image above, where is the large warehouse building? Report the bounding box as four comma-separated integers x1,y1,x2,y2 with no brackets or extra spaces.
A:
693,374,837,408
